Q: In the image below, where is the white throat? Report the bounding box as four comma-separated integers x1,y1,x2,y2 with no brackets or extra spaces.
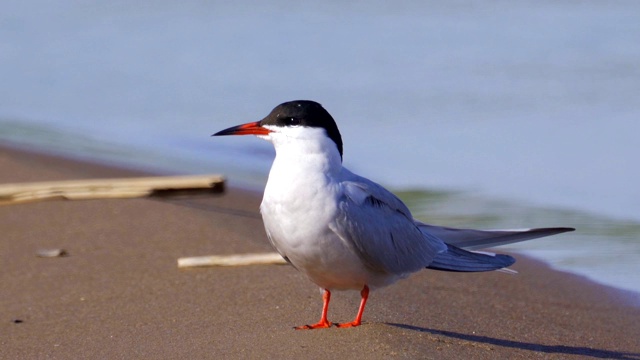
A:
261,125,342,178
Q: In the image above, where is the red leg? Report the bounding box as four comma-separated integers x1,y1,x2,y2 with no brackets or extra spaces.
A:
336,285,369,328
295,289,333,330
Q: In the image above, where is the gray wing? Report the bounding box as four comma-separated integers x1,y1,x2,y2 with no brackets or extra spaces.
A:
415,222,575,250
329,176,447,275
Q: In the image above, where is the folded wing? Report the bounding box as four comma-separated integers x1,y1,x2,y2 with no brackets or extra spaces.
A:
330,177,447,275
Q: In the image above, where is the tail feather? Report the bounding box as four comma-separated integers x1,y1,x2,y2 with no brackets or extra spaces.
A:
427,244,515,272
416,223,575,250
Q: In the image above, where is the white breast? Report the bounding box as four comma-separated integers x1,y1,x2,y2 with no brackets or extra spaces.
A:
261,171,366,290
258,125,400,290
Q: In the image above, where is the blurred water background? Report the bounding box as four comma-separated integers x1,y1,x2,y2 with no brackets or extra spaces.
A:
1,1,639,299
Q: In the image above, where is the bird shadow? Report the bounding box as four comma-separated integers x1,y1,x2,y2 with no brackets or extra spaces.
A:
387,323,640,359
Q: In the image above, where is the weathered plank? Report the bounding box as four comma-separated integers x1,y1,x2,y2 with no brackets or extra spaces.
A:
0,174,225,205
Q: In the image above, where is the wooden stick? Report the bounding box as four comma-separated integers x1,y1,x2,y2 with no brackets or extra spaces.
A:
0,174,225,205
177,252,288,268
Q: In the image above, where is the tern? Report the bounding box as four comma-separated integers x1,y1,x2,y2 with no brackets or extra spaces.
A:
213,100,574,329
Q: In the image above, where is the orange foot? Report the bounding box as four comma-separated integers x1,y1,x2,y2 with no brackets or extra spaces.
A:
335,285,369,329
335,320,361,328
294,320,332,330
295,289,333,330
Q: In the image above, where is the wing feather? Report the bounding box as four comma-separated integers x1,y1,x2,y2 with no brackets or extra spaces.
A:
329,176,446,275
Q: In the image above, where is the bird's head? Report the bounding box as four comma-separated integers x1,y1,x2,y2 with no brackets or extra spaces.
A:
213,100,344,161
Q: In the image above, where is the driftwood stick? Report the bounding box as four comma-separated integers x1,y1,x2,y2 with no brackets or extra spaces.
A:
0,174,225,205
177,252,288,268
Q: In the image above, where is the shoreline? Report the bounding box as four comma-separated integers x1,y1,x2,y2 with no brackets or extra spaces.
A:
3,142,638,302
2,143,639,358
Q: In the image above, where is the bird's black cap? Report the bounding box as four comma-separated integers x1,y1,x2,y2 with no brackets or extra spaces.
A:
260,100,343,159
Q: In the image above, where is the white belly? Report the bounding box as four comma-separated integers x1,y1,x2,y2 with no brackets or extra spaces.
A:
260,203,362,289
261,179,394,290
258,151,403,290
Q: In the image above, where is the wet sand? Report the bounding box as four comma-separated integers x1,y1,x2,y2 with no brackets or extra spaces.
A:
1,145,639,359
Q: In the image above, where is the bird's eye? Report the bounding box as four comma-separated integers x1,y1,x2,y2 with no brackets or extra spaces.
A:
287,117,301,126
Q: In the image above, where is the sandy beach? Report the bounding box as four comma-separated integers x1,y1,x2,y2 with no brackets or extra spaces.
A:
1,144,639,359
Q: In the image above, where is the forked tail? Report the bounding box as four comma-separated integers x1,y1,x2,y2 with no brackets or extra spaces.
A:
427,244,515,272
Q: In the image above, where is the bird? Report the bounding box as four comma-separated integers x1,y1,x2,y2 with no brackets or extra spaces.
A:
213,100,574,329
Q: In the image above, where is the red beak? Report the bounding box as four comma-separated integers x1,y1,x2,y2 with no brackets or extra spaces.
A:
212,121,271,136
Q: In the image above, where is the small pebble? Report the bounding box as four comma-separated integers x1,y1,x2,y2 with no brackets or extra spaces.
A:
36,249,69,258
13,319,23,324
